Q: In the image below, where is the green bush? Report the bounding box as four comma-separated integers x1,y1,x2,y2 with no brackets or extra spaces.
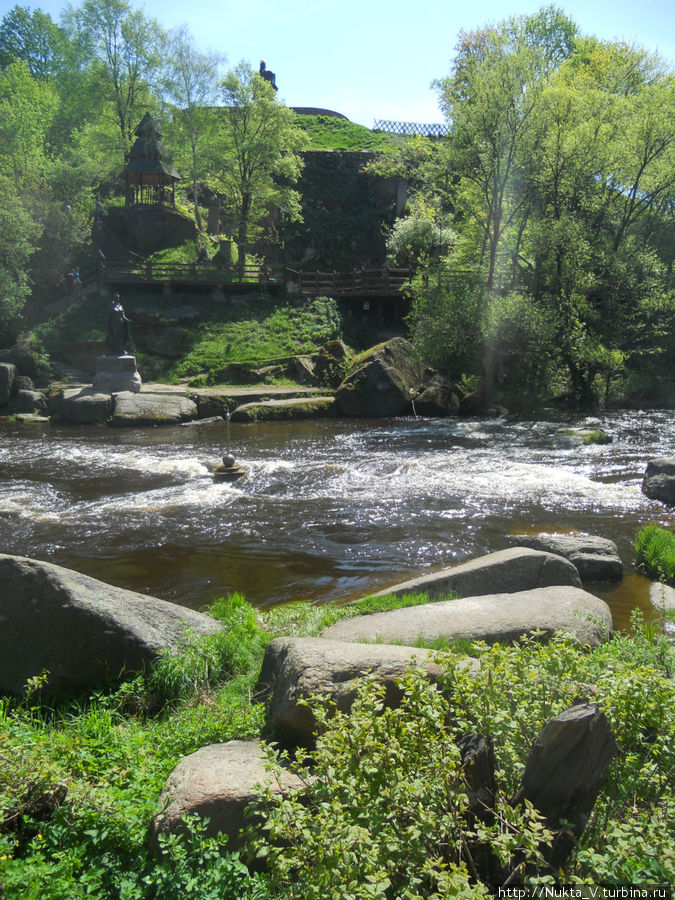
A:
635,524,675,585
253,616,675,893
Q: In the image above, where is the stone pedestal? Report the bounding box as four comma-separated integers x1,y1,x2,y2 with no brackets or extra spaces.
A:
93,354,142,394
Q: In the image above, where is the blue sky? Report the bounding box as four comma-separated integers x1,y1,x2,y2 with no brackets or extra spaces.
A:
4,0,674,126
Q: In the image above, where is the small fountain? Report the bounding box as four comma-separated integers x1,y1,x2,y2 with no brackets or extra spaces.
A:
213,410,247,483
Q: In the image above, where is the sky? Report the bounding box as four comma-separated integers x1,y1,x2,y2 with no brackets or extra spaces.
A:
3,0,674,126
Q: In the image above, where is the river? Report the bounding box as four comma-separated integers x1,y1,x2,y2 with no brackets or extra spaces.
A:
1,409,673,631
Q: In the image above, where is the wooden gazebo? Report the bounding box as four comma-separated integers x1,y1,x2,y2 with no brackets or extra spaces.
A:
123,113,181,207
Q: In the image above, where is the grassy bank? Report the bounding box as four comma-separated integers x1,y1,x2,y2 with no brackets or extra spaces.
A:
1,592,673,897
30,292,356,386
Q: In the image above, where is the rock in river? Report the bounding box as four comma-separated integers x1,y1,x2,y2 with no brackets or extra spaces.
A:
642,456,675,506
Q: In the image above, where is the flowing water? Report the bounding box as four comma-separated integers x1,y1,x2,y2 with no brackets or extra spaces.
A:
1,410,674,631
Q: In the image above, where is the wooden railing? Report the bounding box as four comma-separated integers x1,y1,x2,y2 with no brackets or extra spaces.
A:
101,259,284,286
295,267,414,296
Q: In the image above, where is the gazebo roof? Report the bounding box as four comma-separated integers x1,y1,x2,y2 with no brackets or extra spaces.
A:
123,113,181,181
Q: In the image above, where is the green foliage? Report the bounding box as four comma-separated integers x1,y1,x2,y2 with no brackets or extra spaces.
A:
254,615,675,892
168,296,344,380
214,62,304,273
635,524,675,585
296,115,402,152
252,672,550,897
264,591,447,639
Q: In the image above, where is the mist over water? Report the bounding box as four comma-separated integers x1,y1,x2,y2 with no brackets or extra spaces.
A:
1,409,673,629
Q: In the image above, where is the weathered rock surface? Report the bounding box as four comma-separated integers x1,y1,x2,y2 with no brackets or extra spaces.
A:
0,554,221,696
515,703,616,868
511,533,623,582
149,740,304,852
0,362,16,405
93,354,142,394
140,326,192,358
257,637,460,746
554,427,612,446
230,396,338,422
129,305,200,326
321,586,612,648
111,390,197,425
369,548,581,601
335,337,423,417
0,346,41,379
56,387,113,424
649,581,675,612
14,389,47,415
413,373,460,416
642,456,675,505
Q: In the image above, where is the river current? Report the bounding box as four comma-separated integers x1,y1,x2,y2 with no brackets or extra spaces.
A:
1,409,674,630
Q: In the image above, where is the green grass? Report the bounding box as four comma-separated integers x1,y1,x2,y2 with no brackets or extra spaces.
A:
296,115,406,152
167,296,345,381
635,523,675,585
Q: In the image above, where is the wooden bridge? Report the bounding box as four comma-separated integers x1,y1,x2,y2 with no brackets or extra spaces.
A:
101,260,414,300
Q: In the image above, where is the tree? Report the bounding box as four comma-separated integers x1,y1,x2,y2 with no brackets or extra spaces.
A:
214,62,304,275
65,0,164,159
161,26,224,231
0,5,64,78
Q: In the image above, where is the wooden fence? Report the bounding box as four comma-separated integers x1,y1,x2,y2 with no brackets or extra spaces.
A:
101,259,284,287
294,267,414,297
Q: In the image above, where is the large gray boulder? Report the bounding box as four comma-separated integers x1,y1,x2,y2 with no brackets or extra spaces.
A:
55,388,113,424
413,373,460,416
642,457,675,505
335,337,423,417
230,396,338,422
111,390,197,426
321,586,612,648
511,533,623,582
149,740,304,853
369,548,581,601
257,637,460,746
0,554,221,696
0,362,16,405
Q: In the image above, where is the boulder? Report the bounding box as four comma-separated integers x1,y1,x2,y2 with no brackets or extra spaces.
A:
511,533,623,582
369,548,581,601
56,388,113,425
257,637,458,746
14,389,48,415
0,362,16,405
320,586,612,648
14,375,34,391
111,390,197,426
295,356,318,385
642,457,675,506
149,740,304,853
515,704,616,868
649,581,675,613
230,396,338,422
0,553,221,696
554,427,612,446
413,374,459,416
335,337,424,417
0,346,41,379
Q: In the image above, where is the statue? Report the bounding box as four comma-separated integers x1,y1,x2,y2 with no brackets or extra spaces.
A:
105,294,134,355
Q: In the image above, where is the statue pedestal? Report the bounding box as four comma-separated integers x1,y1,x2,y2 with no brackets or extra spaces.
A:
93,354,142,394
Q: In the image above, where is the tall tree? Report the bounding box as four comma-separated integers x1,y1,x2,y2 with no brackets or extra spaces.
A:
161,26,224,231
214,61,303,275
0,5,64,78
65,0,164,158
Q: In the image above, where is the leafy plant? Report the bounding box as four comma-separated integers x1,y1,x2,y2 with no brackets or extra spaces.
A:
635,524,675,585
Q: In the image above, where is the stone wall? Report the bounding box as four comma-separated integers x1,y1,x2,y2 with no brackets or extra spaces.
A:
281,150,407,270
